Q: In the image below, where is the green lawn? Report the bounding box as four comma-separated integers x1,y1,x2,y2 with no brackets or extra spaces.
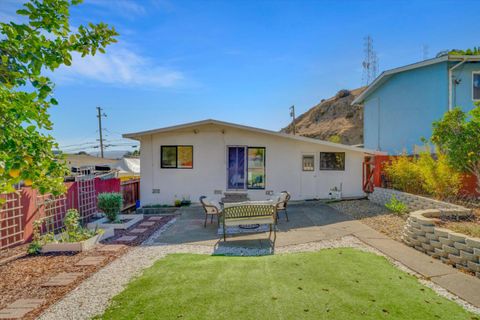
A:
99,249,477,320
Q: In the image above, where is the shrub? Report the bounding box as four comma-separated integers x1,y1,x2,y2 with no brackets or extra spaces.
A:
384,155,423,194
384,152,462,200
97,192,123,222
385,195,407,214
416,152,461,200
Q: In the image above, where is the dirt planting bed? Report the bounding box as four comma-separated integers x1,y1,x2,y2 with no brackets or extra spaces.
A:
328,199,407,241
0,215,175,320
436,208,480,238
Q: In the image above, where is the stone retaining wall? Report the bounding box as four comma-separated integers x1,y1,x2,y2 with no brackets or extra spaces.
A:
402,209,480,278
369,187,468,212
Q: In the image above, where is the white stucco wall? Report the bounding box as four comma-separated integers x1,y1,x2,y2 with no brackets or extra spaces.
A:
138,124,366,205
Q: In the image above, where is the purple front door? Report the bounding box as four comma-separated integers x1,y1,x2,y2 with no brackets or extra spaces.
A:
227,147,246,189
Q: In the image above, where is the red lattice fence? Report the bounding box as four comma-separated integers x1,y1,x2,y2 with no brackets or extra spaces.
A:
0,176,126,250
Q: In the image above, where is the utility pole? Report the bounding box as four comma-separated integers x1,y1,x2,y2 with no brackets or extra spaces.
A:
96,107,107,158
289,105,296,135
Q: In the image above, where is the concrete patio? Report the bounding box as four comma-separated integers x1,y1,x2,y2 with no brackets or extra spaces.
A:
154,201,480,308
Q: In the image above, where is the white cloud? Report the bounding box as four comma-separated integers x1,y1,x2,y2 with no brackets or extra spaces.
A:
55,46,185,88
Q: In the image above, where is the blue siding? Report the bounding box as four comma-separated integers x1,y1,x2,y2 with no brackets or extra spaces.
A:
364,62,449,154
451,62,480,111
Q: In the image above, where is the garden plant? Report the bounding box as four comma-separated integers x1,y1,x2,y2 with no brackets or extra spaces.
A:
97,192,124,222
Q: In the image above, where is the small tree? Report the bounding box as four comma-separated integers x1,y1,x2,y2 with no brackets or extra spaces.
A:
0,0,118,200
97,192,123,222
431,103,480,193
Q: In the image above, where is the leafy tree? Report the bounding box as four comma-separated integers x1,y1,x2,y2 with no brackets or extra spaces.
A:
327,135,342,144
0,0,118,199
431,103,480,193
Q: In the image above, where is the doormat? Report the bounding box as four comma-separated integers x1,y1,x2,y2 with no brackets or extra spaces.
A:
217,224,271,235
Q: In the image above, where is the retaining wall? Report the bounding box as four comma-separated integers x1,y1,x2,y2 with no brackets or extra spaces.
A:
368,187,468,212
402,209,480,278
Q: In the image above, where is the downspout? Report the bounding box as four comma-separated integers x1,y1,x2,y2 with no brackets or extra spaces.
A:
448,58,467,111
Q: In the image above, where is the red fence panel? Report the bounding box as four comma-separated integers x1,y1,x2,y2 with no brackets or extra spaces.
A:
120,179,140,211
0,177,129,250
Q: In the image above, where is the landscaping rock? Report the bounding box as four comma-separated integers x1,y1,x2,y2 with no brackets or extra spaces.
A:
442,245,459,255
449,232,466,243
447,254,465,265
454,242,473,253
466,238,480,249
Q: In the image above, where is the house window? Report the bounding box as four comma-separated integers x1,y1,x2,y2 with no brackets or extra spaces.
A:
302,155,315,171
474,72,480,101
247,147,265,189
320,152,345,171
161,145,193,169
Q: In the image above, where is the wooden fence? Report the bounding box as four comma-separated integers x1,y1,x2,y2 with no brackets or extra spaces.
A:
0,177,140,250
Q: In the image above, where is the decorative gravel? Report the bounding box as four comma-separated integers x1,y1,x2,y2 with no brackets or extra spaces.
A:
328,200,407,241
38,230,479,319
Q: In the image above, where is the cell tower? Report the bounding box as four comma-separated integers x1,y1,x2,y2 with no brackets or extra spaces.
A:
362,35,379,85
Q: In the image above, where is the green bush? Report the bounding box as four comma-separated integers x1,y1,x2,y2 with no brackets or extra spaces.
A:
385,195,407,214
384,155,423,194
384,151,462,200
97,192,123,222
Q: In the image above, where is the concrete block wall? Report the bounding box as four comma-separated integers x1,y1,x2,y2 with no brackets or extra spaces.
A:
368,187,468,212
402,209,480,278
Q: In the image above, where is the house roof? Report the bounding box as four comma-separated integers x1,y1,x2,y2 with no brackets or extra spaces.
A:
352,55,480,104
123,119,385,155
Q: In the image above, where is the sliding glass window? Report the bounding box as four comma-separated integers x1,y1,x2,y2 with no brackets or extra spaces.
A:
247,147,265,189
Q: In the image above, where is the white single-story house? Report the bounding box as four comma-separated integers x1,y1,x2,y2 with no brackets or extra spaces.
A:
123,119,382,205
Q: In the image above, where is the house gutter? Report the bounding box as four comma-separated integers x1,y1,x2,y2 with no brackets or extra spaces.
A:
448,58,467,111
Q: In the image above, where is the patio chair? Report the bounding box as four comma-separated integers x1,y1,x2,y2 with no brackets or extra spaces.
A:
199,196,222,227
275,191,291,222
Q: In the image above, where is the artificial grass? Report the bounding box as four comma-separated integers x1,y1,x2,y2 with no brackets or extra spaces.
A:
99,249,477,320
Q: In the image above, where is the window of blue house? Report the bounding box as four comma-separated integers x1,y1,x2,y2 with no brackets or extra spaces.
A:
474,72,480,101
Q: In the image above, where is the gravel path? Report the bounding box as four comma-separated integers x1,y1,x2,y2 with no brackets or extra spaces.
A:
38,217,480,319
329,199,407,241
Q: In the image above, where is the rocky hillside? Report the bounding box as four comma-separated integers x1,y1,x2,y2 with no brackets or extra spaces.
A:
281,87,366,145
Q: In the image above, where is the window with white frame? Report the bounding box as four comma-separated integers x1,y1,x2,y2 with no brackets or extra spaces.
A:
474,72,480,101
302,155,315,171
320,152,345,171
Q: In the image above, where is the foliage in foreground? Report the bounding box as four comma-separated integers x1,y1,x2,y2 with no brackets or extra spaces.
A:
98,250,474,320
384,151,462,199
97,192,123,222
0,0,118,200
28,209,101,254
385,195,407,214
431,103,480,193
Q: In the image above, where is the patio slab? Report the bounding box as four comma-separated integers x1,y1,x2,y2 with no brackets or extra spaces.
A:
75,256,106,266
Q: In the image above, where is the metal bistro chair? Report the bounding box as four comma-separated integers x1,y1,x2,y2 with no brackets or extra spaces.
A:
276,191,291,222
199,196,222,227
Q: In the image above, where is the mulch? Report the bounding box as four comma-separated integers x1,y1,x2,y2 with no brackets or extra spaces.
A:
0,214,176,320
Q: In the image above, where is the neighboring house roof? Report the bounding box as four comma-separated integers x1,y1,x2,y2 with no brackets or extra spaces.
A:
123,119,384,155
352,55,480,104
114,157,140,175
65,154,118,168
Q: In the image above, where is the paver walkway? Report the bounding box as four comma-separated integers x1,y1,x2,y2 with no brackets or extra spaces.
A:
42,272,83,287
0,299,45,319
155,202,480,307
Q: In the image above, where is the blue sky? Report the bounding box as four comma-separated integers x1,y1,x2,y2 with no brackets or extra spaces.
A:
2,0,480,154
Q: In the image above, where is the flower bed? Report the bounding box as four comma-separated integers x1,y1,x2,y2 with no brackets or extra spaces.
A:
87,214,144,230
41,233,101,253
402,209,480,277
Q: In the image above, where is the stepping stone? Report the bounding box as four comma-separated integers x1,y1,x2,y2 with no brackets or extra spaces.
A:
116,235,137,242
139,221,155,227
130,228,147,234
97,244,126,252
42,272,82,287
75,256,106,266
0,299,45,319
148,216,164,221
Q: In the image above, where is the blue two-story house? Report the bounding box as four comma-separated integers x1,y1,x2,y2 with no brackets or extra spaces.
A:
353,55,480,154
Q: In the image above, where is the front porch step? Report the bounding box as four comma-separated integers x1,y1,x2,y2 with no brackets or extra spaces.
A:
221,192,249,203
